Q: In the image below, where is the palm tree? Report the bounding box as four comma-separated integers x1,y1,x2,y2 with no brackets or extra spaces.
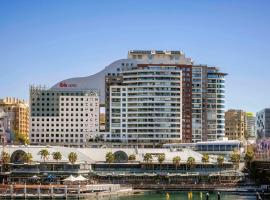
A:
187,157,195,171
105,152,115,164
68,152,78,171
217,155,224,182
201,153,209,173
52,152,62,163
105,152,115,172
52,151,62,171
143,153,153,163
244,147,254,170
173,156,181,172
158,153,165,170
39,149,50,162
1,151,10,172
230,150,241,177
128,154,136,161
14,130,29,145
143,153,153,171
68,152,78,164
23,153,33,164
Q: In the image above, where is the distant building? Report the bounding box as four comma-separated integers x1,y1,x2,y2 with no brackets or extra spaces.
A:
0,97,29,140
246,112,256,138
29,86,99,147
0,108,8,144
225,109,247,141
256,108,270,138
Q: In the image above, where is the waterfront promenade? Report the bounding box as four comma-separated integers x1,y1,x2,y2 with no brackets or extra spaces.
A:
0,183,267,199
0,183,134,199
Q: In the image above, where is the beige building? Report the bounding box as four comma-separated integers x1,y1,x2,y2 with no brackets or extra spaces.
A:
225,109,247,141
0,97,29,137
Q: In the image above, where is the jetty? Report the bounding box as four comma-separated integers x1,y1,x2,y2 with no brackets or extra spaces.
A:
0,183,134,199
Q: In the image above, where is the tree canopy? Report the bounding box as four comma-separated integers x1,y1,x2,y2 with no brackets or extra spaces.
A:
173,156,181,166
128,154,136,161
105,152,115,164
201,153,210,164
187,156,195,168
158,153,165,164
143,153,153,163
52,151,62,162
217,155,224,167
39,149,50,162
244,146,254,163
68,152,78,164
23,152,33,163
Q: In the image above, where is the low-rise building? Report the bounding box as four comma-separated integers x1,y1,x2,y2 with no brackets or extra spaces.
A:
0,145,242,185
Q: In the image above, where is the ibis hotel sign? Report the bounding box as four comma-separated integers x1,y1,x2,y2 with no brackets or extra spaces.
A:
59,82,78,88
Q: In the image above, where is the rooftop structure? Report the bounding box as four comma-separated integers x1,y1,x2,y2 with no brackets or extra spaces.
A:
163,140,243,155
3,145,216,164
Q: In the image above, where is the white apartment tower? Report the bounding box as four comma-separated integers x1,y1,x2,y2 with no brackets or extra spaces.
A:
192,65,226,142
108,65,184,146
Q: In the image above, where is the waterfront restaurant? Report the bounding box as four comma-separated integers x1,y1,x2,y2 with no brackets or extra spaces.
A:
0,145,244,186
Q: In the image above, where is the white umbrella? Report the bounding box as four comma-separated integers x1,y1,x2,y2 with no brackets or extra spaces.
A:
63,175,76,182
30,175,40,179
75,175,88,181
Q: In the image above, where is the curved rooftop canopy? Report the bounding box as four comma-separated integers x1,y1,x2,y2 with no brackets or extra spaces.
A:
3,145,217,164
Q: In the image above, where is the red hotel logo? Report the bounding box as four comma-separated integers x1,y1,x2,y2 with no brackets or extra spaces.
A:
59,82,77,88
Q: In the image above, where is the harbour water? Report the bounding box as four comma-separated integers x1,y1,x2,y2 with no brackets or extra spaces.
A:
105,192,256,200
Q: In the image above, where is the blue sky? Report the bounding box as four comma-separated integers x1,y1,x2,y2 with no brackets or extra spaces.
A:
0,0,270,113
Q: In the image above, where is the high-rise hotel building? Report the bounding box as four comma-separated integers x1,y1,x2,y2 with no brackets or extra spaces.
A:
30,86,99,147
31,50,227,146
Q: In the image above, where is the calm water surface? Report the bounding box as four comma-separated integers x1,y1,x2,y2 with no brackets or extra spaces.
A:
101,192,256,200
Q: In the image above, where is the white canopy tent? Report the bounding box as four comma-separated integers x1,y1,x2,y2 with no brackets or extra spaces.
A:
63,175,76,182
75,175,88,181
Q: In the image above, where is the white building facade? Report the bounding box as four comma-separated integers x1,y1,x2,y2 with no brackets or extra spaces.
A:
192,65,226,142
109,65,183,145
30,86,99,147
